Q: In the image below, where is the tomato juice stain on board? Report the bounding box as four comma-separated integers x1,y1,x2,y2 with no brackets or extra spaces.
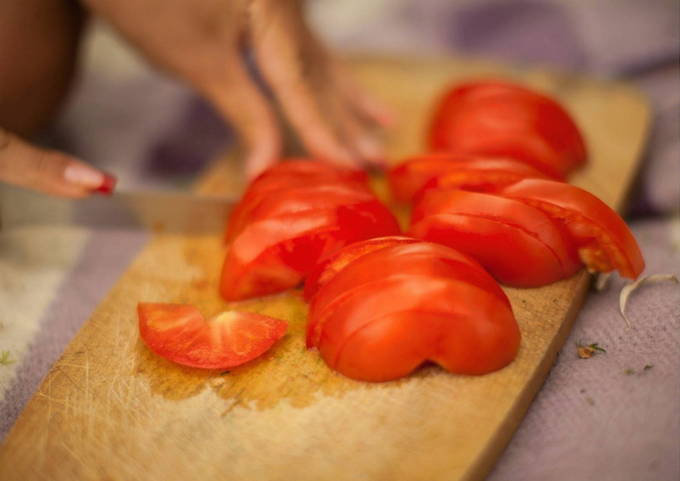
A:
133,289,421,410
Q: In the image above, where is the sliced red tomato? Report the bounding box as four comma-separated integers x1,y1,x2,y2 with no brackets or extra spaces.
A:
418,157,550,198
250,158,369,184
137,303,287,369
225,160,369,242
428,81,587,179
316,277,519,382
500,179,644,278
303,236,417,302
388,153,550,203
243,184,372,226
220,201,401,301
306,242,510,348
409,189,582,286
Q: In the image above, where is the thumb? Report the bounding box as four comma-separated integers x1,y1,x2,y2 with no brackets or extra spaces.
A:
0,128,115,198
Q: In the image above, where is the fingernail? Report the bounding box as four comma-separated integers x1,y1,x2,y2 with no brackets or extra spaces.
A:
93,173,117,195
64,163,105,188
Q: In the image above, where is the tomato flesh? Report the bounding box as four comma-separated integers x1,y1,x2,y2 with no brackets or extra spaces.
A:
500,179,644,278
138,303,287,369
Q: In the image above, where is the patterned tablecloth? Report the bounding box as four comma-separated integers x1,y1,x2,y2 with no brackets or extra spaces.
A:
1,1,678,480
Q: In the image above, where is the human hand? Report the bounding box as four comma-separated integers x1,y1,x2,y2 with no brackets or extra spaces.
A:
0,128,115,198
84,0,394,178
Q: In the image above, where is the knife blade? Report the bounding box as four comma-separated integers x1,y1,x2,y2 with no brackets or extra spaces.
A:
0,184,236,235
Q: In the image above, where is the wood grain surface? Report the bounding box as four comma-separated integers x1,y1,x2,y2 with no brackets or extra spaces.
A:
0,56,650,481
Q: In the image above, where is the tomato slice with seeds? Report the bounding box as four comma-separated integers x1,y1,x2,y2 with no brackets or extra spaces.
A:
500,179,644,278
137,303,287,369
409,189,582,286
428,81,587,178
388,153,549,203
303,235,417,302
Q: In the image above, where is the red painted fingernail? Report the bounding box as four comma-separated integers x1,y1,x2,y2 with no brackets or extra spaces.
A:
94,173,117,195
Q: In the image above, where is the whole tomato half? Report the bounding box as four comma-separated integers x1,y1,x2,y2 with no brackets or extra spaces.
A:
307,239,520,381
428,81,587,179
317,276,519,382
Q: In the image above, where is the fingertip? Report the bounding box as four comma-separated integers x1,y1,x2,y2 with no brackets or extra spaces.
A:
93,173,117,195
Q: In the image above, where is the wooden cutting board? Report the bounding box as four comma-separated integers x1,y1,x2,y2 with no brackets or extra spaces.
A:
0,55,650,481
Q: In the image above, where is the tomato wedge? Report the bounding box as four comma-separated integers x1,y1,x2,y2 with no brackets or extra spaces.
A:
306,242,509,348
388,153,548,203
243,184,372,226
220,201,401,301
303,236,417,302
409,189,582,286
225,159,369,242
500,179,644,278
138,303,287,369
428,81,587,178
418,157,549,198
307,240,510,348
316,277,519,382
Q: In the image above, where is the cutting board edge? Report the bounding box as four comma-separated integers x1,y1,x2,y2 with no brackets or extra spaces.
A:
463,275,592,481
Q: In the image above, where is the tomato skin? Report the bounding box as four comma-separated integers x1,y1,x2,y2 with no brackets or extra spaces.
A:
388,153,549,203
306,240,510,347
417,157,550,199
137,303,287,369
410,189,582,287
244,184,373,225
220,201,400,301
316,277,519,382
500,179,645,278
303,236,418,302
428,81,587,178
225,162,369,242
220,160,400,301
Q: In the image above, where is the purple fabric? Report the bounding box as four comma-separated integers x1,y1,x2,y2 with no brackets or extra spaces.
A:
453,1,586,69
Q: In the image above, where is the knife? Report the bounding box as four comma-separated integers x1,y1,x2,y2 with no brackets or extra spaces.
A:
0,185,237,235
